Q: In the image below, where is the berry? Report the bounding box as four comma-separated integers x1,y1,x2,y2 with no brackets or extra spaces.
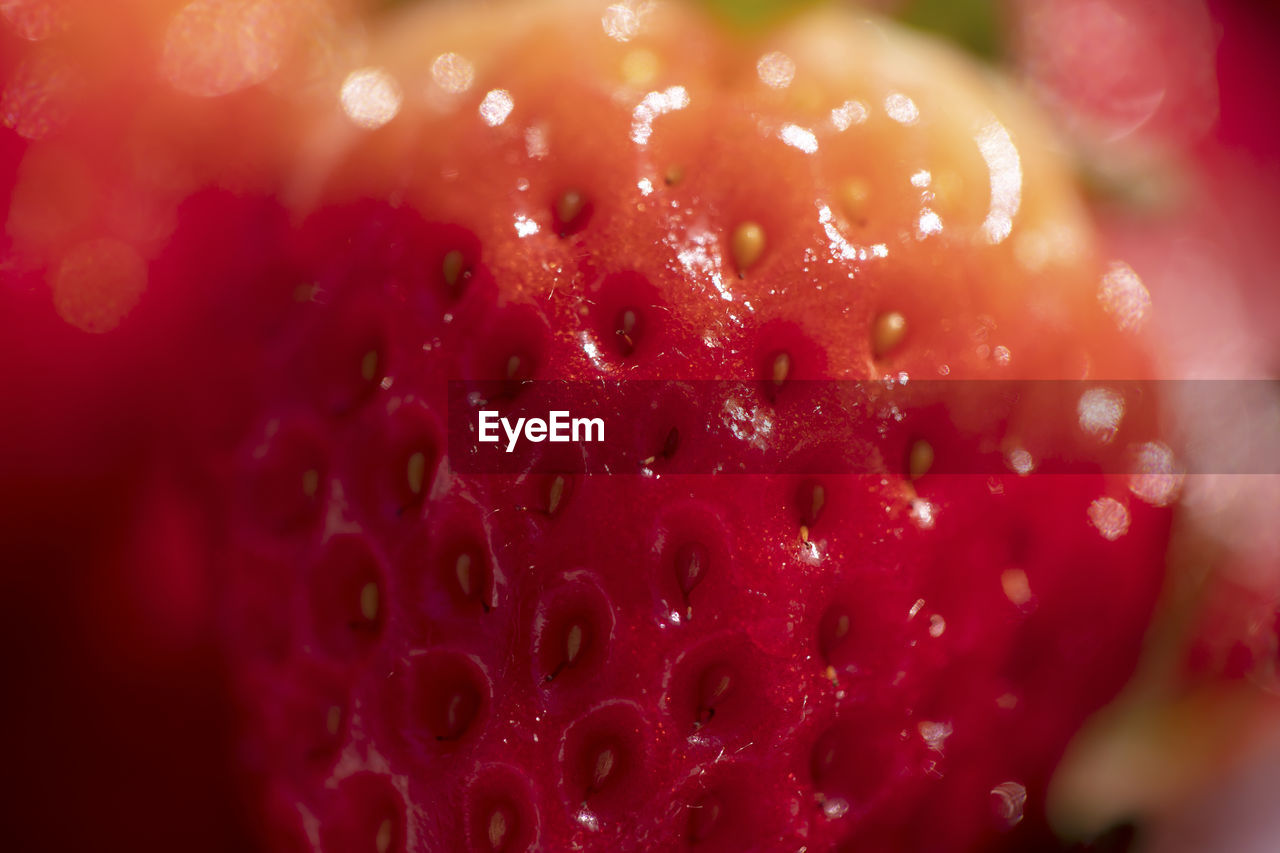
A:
0,1,1181,851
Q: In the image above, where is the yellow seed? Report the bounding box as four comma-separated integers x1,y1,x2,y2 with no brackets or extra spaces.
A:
301,468,320,498
406,450,427,495
704,672,732,704
619,308,637,337
799,524,809,543
617,308,638,352
731,221,766,275
664,164,684,186
872,311,907,358
771,352,791,388
446,692,467,734
442,249,465,287
840,178,870,223
909,440,934,479
807,483,826,525
325,704,342,736
505,354,523,381
834,613,850,640
487,810,508,850
359,581,380,622
621,48,660,86
591,746,616,792
565,623,584,666
374,817,392,853
556,190,585,225
455,553,473,598
546,474,566,515
360,349,379,382
1001,568,1032,607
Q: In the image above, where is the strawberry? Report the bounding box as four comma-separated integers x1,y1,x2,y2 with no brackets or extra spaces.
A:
0,0,1182,851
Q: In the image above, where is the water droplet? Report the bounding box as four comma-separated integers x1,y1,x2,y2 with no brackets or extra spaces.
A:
991,781,1027,827
822,797,850,819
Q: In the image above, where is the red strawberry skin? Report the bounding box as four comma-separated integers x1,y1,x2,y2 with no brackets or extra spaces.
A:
0,1,1184,851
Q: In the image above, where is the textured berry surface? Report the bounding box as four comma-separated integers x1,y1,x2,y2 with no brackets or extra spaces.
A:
0,1,1182,851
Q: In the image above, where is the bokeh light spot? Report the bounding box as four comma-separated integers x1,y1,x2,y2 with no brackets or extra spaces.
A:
431,52,474,95
1098,260,1151,331
341,67,402,130
1088,497,1131,541
160,0,290,98
757,51,795,90
53,239,147,334
479,89,513,127
1,49,78,139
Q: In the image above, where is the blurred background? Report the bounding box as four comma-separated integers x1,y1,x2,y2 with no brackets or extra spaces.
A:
1,0,1277,850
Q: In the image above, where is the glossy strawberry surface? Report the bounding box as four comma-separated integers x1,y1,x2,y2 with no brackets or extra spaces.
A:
0,1,1191,851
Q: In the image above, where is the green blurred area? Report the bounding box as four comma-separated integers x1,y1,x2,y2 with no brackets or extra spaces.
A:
690,0,1006,57
699,0,823,31
376,0,1006,59
894,0,1004,60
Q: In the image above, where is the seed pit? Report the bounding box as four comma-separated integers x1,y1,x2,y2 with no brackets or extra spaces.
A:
695,662,736,726
678,765,770,850
471,305,550,399
688,791,723,843
533,578,614,688
321,772,405,853
615,307,640,355
909,439,934,479
446,545,494,612
796,480,826,531
730,221,765,275
553,189,592,236
463,765,540,853
872,310,907,359
675,541,709,608
818,604,853,666
753,322,827,402
560,701,649,813
809,714,901,807
309,536,385,659
652,503,732,622
426,224,484,302
442,249,467,289
412,651,491,743
592,271,664,361
261,664,350,767
376,411,440,517
769,351,791,389
303,304,388,415
661,426,681,459
664,635,768,739
246,419,327,533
